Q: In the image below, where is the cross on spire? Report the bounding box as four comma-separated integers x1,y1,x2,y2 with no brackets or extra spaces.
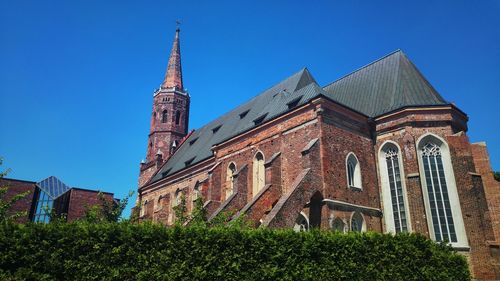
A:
176,19,181,31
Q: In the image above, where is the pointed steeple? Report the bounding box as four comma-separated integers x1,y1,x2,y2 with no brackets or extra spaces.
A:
161,27,183,90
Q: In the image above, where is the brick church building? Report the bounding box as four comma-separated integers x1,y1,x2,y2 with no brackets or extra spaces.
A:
136,28,499,279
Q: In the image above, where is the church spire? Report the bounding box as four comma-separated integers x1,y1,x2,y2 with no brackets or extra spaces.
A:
161,25,183,90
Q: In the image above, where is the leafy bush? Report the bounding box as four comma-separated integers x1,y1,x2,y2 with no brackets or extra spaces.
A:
0,222,470,281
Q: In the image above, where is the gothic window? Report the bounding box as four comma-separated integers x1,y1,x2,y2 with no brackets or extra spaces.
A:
173,189,182,207
141,200,149,217
346,153,362,188
175,111,181,125
162,110,168,123
252,152,265,197
331,217,346,233
193,182,201,201
417,134,468,246
293,212,309,232
350,211,365,232
422,141,456,242
226,162,237,200
379,142,410,233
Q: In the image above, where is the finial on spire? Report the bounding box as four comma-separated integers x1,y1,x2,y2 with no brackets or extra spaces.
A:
176,19,181,31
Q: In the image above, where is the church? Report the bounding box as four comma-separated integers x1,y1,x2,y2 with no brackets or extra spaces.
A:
136,28,499,280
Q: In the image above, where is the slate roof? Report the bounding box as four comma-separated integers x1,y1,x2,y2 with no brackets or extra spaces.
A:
323,50,447,117
149,50,449,183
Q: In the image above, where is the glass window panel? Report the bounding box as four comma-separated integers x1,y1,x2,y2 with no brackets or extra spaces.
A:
422,142,457,243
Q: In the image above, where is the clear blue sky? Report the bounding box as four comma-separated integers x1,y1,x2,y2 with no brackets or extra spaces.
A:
1,0,499,218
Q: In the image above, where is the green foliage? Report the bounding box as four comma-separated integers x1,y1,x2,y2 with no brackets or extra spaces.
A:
189,197,207,227
0,158,30,224
494,171,500,182
172,194,188,226
83,191,134,223
0,221,470,281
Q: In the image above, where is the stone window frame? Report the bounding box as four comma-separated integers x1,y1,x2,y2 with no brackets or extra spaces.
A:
350,211,366,232
416,133,468,248
378,140,412,234
173,188,182,208
226,162,237,200
293,211,309,232
329,215,347,233
252,151,265,197
141,199,149,217
345,152,362,189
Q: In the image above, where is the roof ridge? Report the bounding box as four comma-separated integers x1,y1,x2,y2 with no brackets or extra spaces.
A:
389,51,403,110
194,68,310,130
399,52,447,104
323,49,402,89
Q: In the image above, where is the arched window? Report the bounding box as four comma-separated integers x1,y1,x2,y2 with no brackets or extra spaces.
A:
350,211,365,232
252,152,265,196
331,217,346,233
417,134,467,246
293,212,309,232
346,153,362,188
175,111,181,125
173,189,182,207
226,162,237,200
161,110,168,123
141,200,149,217
379,142,410,233
192,182,201,202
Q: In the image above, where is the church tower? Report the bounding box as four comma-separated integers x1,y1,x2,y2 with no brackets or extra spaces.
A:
139,27,190,187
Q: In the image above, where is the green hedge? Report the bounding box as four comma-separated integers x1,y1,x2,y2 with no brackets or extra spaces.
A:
0,222,470,281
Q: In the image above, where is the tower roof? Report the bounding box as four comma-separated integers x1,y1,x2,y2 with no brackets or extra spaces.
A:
161,28,183,90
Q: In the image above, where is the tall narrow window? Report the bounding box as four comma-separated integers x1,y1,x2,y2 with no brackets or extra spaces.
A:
252,152,265,196
383,145,408,233
351,211,364,232
421,142,457,242
141,200,149,217
346,153,362,188
347,162,355,186
226,163,236,200
175,111,181,125
162,110,168,123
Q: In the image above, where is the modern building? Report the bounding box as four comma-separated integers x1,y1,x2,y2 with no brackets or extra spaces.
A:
136,28,499,280
1,176,115,223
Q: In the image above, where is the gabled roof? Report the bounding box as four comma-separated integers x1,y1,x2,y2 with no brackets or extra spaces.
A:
149,50,451,184
36,176,71,199
151,68,323,182
323,50,447,117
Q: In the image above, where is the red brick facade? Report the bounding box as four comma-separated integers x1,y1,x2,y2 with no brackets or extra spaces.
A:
66,188,114,222
139,99,499,279
137,35,499,280
0,178,37,223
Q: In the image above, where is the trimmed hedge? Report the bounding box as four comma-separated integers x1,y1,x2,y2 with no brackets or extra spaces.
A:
0,222,470,281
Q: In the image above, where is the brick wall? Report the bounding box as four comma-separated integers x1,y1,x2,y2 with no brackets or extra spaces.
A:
66,189,114,222
137,100,499,280
0,178,37,223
